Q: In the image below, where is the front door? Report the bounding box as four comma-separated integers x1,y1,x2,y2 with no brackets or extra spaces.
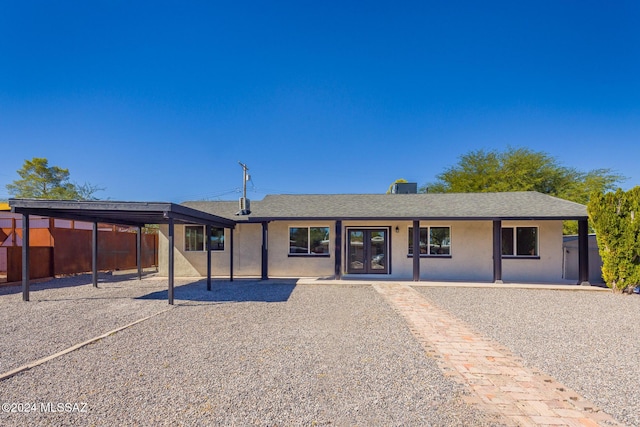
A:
347,229,388,274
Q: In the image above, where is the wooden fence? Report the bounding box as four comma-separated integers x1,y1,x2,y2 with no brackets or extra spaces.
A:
0,215,158,282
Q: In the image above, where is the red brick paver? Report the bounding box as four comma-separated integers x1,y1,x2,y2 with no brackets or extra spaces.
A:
373,283,622,427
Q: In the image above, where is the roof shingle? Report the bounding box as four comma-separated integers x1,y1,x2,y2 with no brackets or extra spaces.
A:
183,192,587,221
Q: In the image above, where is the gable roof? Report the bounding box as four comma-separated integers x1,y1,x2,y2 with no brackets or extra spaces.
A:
183,192,587,222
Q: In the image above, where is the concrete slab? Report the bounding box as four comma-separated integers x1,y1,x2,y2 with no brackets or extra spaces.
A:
296,277,612,291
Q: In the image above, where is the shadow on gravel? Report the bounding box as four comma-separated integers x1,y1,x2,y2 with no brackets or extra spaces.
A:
0,272,158,297
137,279,297,303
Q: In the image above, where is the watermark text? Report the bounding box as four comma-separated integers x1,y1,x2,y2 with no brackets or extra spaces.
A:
2,402,88,413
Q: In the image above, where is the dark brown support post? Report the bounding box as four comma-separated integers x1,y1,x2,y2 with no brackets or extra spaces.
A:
334,220,342,279
578,219,590,286
206,224,212,291
229,228,234,282
92,222,98,288
261,222,268,280
11,218,16,246
22,214,30,302
137,226,142,280
413,220,420,281
168,218,174,305
493,220,503,283
48,217,54,246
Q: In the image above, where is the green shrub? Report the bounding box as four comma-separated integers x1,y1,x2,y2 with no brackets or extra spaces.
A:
588,187,640,293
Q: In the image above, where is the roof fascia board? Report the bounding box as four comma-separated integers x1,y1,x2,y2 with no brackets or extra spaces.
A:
168,204,237,227
9,199,236,228
9,199,174,212
164,210,236,228
10,208,145,227
237,215,588,222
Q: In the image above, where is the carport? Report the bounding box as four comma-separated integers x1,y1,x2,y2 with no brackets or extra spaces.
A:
9,199,236,304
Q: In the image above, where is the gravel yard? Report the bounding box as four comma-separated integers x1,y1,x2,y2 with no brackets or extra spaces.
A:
0,275,501,426
0,273,171,374
417,286,640,427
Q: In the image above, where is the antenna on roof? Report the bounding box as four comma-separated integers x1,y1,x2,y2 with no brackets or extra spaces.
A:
237,162,251,215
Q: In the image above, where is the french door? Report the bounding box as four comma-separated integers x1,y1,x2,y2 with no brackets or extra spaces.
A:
347,229,388,274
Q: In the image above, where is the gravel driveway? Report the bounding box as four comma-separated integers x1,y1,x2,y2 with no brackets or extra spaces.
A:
0,275,501,426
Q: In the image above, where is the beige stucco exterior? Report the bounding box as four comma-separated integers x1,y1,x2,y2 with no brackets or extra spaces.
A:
159,219,567,283
387,220,494,281
158,223,262,277
500,220,564,283
267,221,335,277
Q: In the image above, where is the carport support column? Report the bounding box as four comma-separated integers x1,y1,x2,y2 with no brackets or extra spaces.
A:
334,220,342,279
92,222,98,287
578,219,590,286
206,224,212,291
137,226,142,280
168,218,174,305
261,222,268,280
493,220,503,283
412,220,420,281
21,214,30,302
229,228,234,282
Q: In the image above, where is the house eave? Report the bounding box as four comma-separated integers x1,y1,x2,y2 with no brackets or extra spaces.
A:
234,215,588,223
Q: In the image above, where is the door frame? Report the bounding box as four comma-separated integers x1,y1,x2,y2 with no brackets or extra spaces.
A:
345,226,391,274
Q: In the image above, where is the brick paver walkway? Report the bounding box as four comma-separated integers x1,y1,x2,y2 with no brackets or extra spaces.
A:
373,283,621,427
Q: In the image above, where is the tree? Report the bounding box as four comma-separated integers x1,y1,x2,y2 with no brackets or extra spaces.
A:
6,157,103,200
588,187,640,293
421,147,625,233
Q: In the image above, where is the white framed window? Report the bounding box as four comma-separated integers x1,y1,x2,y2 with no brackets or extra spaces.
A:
408,226,451,256
185,226,225,252
502,226,538,257
289,226,330,255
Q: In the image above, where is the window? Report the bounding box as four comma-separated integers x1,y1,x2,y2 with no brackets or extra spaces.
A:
408,226,451,256
502,226,538,256
185,226,204,251
185,226,225,251
289,227,330,255
210,228,225,251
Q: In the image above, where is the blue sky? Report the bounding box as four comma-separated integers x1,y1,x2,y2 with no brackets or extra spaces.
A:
1,1,638,202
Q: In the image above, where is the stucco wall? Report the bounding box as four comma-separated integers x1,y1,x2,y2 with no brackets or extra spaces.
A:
233,223,262,276
159,219,567,283
356,220,494,281
267,221,335,277
501,220,564,283
158,223,262,277
158,224,200,277
343,220,564,282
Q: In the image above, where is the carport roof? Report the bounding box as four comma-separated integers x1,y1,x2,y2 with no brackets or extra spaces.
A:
8,199,236,228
